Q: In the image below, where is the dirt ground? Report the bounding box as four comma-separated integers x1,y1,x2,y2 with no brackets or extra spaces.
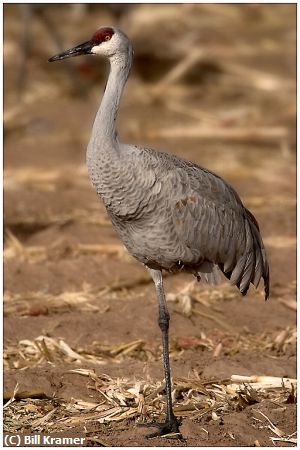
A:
4,4,296,447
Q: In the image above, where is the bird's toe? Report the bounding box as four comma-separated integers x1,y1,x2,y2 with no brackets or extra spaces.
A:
138,416,183,439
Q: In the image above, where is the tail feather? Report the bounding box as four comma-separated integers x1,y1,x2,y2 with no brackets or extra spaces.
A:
239,252,255,293
195,208,269,300
262,249,270,300
220,209,269,299
229,254,247,287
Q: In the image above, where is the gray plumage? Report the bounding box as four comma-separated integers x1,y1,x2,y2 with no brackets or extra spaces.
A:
88,143,269,298
49,26,269,437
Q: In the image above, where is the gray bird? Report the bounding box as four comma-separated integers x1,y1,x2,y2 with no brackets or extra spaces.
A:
49,26,269,438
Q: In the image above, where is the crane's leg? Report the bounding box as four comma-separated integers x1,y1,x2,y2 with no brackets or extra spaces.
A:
141,268,182,438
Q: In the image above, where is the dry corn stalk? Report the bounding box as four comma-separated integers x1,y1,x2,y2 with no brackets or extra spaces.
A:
229,375,296,391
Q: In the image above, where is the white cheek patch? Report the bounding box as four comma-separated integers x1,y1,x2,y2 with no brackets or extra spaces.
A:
91,38,116,56
91,45,103,55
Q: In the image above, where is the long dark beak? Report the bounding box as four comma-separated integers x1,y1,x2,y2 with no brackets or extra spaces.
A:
48,40,94,62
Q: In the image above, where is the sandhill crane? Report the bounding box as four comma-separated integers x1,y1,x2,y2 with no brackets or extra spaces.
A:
49,27,269,438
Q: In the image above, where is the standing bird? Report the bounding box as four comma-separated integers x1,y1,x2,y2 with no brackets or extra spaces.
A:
49,27,269,438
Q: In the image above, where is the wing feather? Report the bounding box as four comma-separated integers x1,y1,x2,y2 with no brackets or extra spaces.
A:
165,164,269,298
134,147,269,299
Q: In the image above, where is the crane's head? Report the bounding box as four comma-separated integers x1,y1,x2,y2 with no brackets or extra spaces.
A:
48,27,131,62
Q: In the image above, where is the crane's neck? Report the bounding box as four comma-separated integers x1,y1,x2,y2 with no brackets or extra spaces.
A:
90,48,133,150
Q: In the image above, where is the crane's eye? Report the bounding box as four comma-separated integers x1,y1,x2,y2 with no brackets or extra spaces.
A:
105,35,111,41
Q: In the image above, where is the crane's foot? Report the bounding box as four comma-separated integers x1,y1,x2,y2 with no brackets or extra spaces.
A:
139,415,183,439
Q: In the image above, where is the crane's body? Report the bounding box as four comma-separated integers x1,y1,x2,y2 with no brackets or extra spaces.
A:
88,143,268,295
49,26,269,438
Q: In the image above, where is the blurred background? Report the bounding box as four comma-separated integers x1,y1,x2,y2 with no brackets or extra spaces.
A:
4,4,297,446
4,2,296,310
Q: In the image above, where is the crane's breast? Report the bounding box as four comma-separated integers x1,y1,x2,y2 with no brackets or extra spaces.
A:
87,151,161,221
